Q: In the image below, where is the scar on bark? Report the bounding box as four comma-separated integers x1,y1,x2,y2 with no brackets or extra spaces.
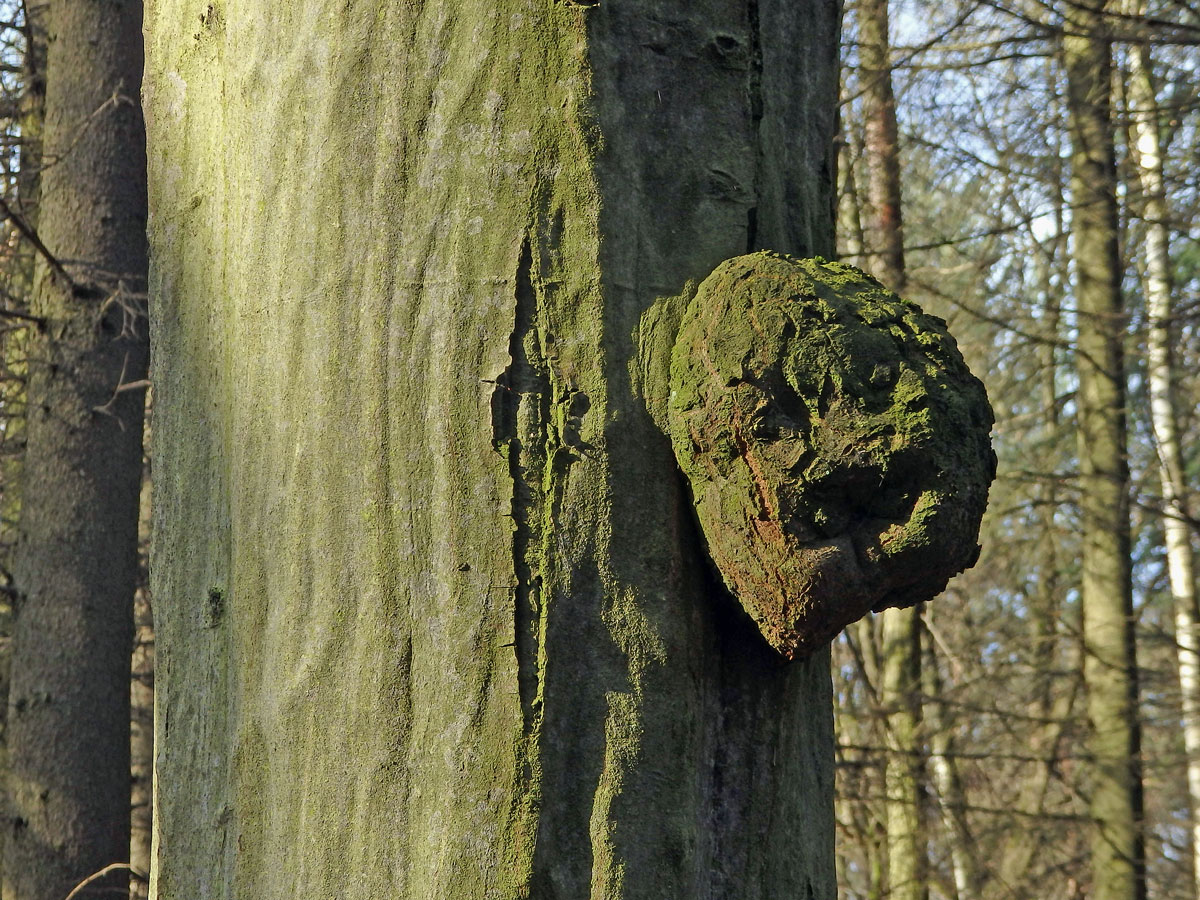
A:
662,252,995,660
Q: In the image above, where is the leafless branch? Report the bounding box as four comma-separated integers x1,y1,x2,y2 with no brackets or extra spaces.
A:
92,352,150,425
0,195,73,288
62,863,147,900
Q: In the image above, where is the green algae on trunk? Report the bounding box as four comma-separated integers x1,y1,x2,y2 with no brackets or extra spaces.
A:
668,253,995,659
144,1,844,895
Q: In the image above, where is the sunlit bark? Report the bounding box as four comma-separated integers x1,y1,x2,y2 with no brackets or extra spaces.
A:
1122,5,1200,894
143,2,843,896
1063,4,1145,899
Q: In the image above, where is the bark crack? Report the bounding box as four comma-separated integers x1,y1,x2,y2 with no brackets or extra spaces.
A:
492,236,552,742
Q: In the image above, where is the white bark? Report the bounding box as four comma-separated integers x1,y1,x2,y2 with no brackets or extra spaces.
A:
1123,10,1200,895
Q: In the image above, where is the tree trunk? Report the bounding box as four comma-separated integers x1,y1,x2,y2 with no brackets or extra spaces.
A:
142,2,841,896
1122,7,1200,894
879,605,926,900
2,0,149,897
130,452,154,900
921,626,977,900
858,0,905,293
1062,4,1145,899
0,6,47,887
997,197,1081,894
856,1,925,897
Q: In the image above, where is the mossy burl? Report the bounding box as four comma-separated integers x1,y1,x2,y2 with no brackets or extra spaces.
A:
668,252,995,659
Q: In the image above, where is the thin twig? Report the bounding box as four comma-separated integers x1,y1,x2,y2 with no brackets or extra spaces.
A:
0,195,73,288
62,863,147,900
40,87,136,176
0,306,44,326
93,352,150,425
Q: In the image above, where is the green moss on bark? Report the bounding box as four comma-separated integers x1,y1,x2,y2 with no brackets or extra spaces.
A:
145,3,844,897
669,252,995,658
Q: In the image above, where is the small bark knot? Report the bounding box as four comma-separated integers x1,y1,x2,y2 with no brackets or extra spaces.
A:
668,252,995,659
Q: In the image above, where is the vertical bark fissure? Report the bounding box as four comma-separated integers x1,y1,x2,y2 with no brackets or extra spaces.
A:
494,225,579,891
495,236,551,742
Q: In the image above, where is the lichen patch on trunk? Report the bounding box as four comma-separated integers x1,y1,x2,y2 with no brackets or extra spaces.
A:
668,252,995,659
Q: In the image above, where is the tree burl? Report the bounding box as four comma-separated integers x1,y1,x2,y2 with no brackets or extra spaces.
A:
669,252,996,659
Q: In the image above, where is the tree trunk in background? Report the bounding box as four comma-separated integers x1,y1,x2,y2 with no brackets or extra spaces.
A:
0,0,46,559
14,1,45,233
858,0,905,294
837,132,867,267
858,1,925,898
879,605,926,900
1122,8,1200,894
2,0,149,897
0,5,46,886
998,192,1081,893
130,446,154,899
1063,4,1145,900
922,625,977,900
142,2,841,896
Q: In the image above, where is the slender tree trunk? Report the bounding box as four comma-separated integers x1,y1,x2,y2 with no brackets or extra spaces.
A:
998,193,1082,894
1063,4,1145,899
857,1,925,897
922,628,977,900
130,446,154,900
2,0,149,897
142,2,843,896
1122,7,1200,893
0,6,47,886
836,619,888,900
837,133,867,268
879,605,926,900
15,0,45,232
858,0,905,293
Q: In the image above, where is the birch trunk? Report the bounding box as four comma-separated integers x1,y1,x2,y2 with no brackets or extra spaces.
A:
1122,7,1200,894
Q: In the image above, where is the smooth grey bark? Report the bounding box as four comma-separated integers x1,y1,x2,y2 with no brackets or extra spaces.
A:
144,2,841,898
2,0,149,898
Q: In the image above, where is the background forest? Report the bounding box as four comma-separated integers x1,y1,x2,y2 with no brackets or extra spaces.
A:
0,0,1195,898
835,1,1200,899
